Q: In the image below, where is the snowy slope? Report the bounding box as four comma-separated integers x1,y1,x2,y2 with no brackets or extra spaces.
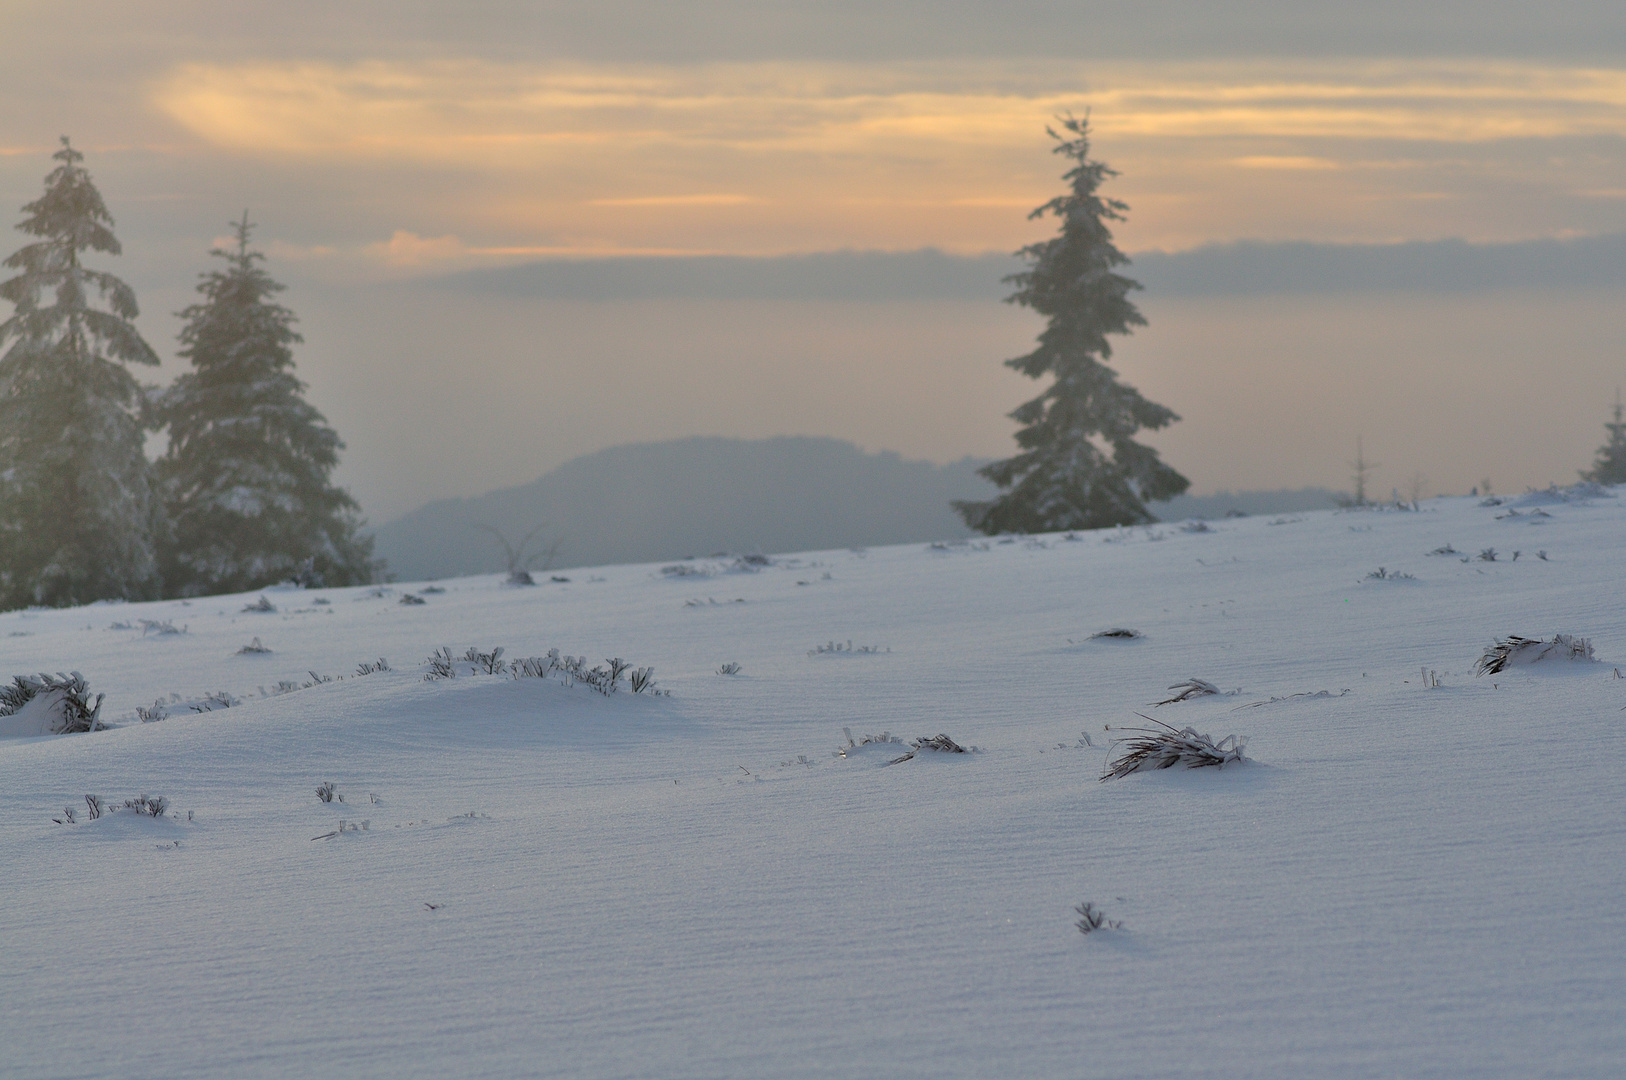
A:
2,491,1624,1080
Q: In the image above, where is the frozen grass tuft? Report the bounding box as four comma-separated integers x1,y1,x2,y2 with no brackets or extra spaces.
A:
1475,634,1595,676
237,637,272,655
355,659,390,676
316,782,342,804
836,728,903,757
885,733,973,765
242,595,277,614
0,672,104,733
399,593,427,605
809,640,889,655
1154,678,1221,705
1102,716,1247,780
1366,566,1416,580
1090,627,1141,640
139,618,185,636
717,662,743,676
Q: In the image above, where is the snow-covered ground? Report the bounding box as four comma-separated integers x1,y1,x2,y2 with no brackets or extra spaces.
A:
3,490,1624,1079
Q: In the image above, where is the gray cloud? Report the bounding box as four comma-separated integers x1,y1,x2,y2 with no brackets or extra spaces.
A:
430,233,1626,303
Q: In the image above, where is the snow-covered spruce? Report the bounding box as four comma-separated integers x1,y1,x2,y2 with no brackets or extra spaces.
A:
1475,634,1595,676
152,214,377,597
1102,717,1247,780
0,138,161,610
0,672,104,734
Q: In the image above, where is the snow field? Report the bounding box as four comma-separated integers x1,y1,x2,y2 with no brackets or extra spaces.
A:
3,491,1625,1078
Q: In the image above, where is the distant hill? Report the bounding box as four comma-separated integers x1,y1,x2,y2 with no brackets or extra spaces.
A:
1149,487,1342,520
368,435,1346,580
368,436,994,581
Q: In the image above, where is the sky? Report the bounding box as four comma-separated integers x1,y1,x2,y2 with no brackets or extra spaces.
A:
2,1,1625,520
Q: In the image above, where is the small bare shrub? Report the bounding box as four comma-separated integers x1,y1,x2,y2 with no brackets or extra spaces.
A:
316,782,342,804
424,647,456,680
399,593,426,606
188,691,237,712
1090,628,1141,640
1366,567,1415,580
479,523,560,586
628,666,658,694
139,618,185,636
1074,902,1122,934
1102,717,1247,780
242,595,277,613
135,700,166,722
84,794,105,820
464,646,507,675
809,640,888,655
717,662,742,676
123,794,169,817
355,659,390,676
237,637,271,654
1427,544,1459,556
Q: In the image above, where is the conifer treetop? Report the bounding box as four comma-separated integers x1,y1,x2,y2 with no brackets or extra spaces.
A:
0,136,156,367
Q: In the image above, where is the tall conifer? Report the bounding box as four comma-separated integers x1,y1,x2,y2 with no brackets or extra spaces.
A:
1581,390,1626,485
156,214,377,594
955,117,1187,534
0,137,160,609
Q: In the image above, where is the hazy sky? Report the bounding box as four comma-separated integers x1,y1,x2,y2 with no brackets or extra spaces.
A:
3,2,1625,519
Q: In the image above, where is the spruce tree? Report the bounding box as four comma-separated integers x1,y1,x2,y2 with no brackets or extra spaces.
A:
955,116,1188,534
0,137,160,609
155,213,377,595
1580,390,1626,486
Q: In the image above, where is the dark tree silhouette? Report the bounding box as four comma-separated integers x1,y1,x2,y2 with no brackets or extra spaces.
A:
1581,390,1626,485
955,116,1187,534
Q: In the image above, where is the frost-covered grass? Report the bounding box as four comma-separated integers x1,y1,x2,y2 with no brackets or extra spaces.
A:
3,489,1626,1078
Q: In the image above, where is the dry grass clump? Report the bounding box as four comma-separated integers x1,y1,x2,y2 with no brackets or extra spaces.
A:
1475,634,1594,675
1102,716,1246,780
1154,678,1220,705
886,733,972,765
1090,627,1141,640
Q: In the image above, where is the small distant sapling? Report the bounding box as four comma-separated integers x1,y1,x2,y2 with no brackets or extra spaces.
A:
478,523,560,586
